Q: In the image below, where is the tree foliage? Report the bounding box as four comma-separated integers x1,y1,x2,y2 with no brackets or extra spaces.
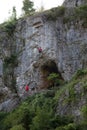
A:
12,6,17,21
2,6,17,36
8,6,17,21
47,73,63,87
22,0,35,15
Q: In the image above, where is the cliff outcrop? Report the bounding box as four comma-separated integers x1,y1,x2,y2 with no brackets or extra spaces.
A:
0,0,87,112
63,0,87,7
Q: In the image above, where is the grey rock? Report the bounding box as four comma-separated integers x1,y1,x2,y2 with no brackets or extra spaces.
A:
0,97,20,112
63,0,87,7
0,2,87,112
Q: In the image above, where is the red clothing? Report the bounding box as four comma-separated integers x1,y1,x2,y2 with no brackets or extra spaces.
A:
25,85,29,91
38,47,42,53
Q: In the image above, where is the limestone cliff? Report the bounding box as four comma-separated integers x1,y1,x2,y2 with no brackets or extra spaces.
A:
0,0,87,112
63,0,87,7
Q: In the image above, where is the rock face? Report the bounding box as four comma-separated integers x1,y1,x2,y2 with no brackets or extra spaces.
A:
15,16,59,98
57,81,87,122
0,2,87,111
0,28,20,111
63,0,87,7
15,14,87,97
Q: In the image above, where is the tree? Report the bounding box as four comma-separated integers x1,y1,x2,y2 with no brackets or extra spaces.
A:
38,5,44,12
8,6,17,21
22,0,35,15
12,6,17,20
38,1,45,12
3,6,17,36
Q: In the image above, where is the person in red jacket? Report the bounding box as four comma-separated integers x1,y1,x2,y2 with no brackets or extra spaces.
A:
25,85,29,91
38,47,42,53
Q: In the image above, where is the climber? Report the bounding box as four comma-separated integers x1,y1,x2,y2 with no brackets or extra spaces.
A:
38,47,42,53
25,84,29,91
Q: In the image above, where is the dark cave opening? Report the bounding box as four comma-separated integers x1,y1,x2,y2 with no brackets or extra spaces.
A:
40,60,63,89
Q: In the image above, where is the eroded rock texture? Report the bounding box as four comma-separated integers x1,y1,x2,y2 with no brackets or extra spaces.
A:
63,0,87,7
0,0,87,111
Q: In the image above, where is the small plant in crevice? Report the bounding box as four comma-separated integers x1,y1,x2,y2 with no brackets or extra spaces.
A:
66,87,77,104
82,81,87,93
47,72,63,87
4,54,18,68
72,69,87,80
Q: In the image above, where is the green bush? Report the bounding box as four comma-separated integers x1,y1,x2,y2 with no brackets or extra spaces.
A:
77,122,87,130
62,5,87,26
81,105,87,120
3,78,87,130
3,19,17,35
72,69,87,80
47,73,63,87
0,112,7,121
3,93,54,130
64,123,76,130
0,112,8,130
75,5,87,27
3,102,32,130
30,107,53,130
55,123,76,130
55,126,65,130
2,92,75,130
76,5,87,19
4,54,18,68
46,6,65,20
10,124,25,130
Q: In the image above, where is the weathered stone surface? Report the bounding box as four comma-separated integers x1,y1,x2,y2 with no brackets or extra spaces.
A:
0,97,20,112
0,59,3,76
56,82,86,122
0,3,87,111
63,0,87,7
15,13,87,99
0,87,20,112
15,17,58,96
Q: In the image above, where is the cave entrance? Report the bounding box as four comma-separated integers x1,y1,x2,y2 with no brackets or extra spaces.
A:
40,60,63,89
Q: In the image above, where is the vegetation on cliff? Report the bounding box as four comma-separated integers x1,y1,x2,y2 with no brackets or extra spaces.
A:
0,3,87,130
44,4,87,29
22,0,35,16
0,69,87,130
